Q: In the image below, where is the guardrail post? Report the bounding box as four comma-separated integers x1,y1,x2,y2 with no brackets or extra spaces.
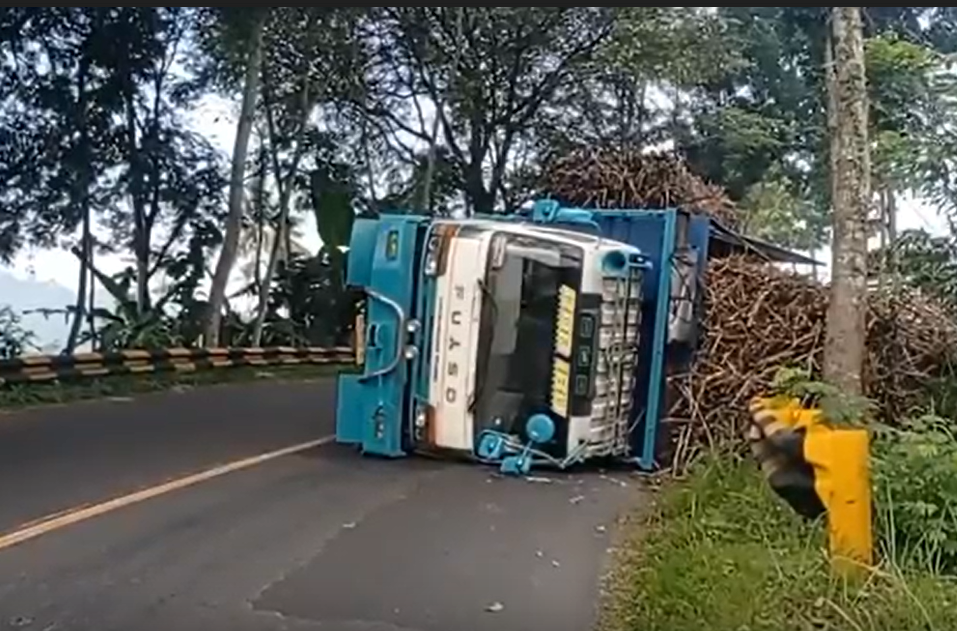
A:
1,346,356,385
748,396,873,578
804,424,873,576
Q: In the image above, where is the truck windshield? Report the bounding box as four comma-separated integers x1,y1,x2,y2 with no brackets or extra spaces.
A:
471,232,582,447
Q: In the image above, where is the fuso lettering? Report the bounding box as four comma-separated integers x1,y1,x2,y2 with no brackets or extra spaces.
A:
441,284,468,406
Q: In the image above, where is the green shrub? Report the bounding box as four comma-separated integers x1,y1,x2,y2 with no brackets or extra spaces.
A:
600,454,957,631
0,305,36,359
771,366,957,574
873,414,957,574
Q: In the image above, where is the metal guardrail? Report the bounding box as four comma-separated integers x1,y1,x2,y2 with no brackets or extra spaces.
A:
0,347,356,386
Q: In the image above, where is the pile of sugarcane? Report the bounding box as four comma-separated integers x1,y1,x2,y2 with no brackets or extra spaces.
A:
665,256,957,470
540,146,957,471
539,146,739,228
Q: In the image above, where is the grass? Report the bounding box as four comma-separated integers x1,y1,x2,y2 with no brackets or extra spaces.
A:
0,363,353,411
598,454,957,631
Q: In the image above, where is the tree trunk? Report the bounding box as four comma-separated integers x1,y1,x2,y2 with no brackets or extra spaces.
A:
823,7,870,396
65,230,90,354
360,117,378,210
886,186,897,273
87,252,96,351
204,12,267,347
420,106,442,214
250,75,313,347
671,84,681,144
283,216,292,266
65,56,92,355
119,58,151,318
248,133,267,294
877,184,887,291
254,213,264,295
874,182,898,290
420,7,464,214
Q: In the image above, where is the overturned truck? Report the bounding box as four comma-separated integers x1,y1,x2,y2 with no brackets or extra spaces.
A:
335,199,816,474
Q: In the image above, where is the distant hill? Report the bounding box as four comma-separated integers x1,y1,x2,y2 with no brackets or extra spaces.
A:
0,270,113,354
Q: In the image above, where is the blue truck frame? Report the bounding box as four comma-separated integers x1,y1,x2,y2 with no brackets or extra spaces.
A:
336,200,711,471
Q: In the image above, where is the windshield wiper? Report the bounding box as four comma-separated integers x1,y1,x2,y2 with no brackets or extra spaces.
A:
468,278,498,414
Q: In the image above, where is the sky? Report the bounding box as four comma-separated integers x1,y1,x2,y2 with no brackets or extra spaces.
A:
798,191,948,279
5,94,952,296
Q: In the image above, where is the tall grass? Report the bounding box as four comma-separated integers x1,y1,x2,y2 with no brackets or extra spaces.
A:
598,452,957,631
872,414,957,576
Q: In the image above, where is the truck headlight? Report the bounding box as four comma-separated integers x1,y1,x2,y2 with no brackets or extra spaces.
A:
424,255,438,276
413,405,433,445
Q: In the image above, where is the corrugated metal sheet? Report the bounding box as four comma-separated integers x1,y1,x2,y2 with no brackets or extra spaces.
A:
709,220,822,266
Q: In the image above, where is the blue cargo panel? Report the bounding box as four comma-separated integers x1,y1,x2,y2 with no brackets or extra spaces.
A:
592,211,674,469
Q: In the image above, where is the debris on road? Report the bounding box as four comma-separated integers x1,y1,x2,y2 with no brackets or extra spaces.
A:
600,474,628,488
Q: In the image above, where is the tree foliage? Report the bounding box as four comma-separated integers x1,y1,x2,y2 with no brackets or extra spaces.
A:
2,7,957,353
0,305,36,359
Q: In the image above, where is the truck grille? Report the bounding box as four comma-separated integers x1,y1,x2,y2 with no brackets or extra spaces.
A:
587,268,643,458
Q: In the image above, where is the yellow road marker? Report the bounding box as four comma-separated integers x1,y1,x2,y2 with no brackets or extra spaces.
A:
0,435,336,552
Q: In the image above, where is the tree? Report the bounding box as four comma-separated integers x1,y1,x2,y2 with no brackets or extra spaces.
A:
203,9,268,347
864,34,957,280
242,8,365,345
1,9,150,351
871,229,957,311
0,306,36,359
739,165,824,252
1,8,226,352
356,8,616,214
551,8,746,151
668,8,957,253
824,7,871,395
5,6,957,356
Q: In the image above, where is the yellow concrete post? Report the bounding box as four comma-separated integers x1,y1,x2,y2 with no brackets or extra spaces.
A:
803,425,874,576
749,397,874,578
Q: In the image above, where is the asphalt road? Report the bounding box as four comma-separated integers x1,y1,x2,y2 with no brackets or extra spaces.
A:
0,378,641,631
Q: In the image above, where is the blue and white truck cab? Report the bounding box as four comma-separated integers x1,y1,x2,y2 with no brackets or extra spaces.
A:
336,200,708,474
